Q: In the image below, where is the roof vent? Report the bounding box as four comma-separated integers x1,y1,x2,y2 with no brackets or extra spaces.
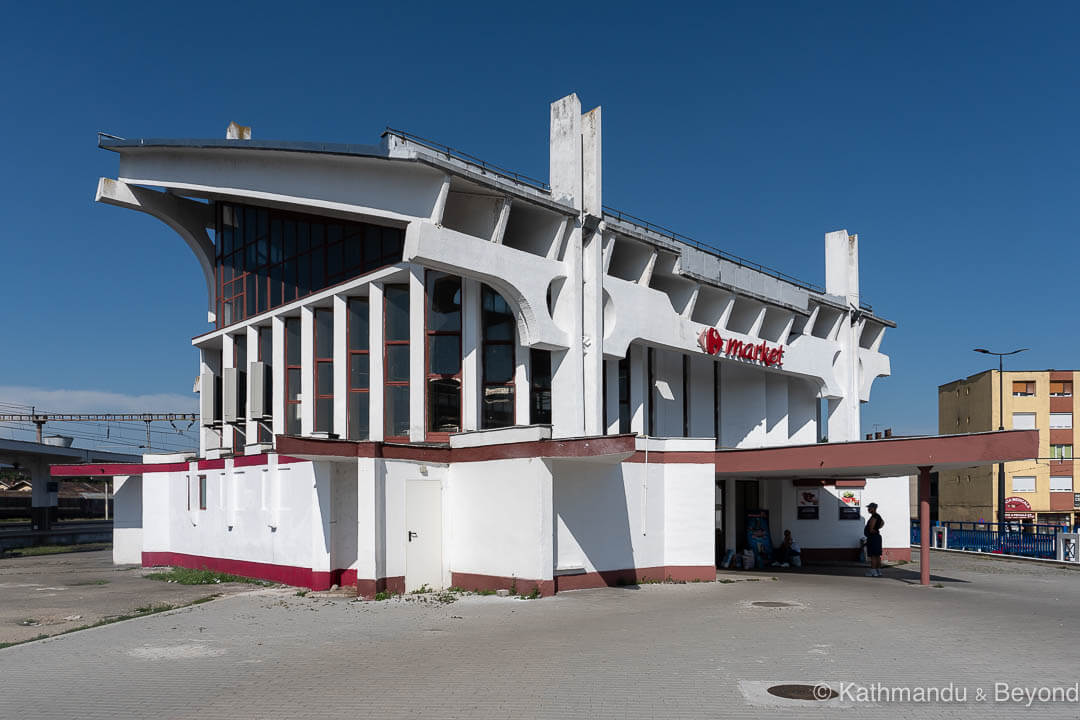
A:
226,122,252,140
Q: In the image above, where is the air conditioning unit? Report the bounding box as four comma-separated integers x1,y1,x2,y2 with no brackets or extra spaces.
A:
199,372,219,427
248,361,270,419
222,367,240,423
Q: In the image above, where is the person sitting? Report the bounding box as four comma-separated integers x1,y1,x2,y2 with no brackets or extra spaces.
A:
771,530,801,568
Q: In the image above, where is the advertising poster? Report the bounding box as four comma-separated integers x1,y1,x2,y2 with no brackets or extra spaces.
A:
838,487,862,520
796,487,820,519
745,510,774,568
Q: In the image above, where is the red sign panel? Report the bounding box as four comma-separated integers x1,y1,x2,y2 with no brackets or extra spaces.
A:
697,328,784,367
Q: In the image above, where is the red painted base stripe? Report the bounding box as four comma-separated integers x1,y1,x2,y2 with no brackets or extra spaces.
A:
451,572,555,597
554,565,716,592
142,551,355,591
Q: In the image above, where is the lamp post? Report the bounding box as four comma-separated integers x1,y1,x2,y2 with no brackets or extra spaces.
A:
973,347,1029,525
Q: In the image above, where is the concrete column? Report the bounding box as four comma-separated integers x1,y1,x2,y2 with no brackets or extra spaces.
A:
919,465,932,586
461,278,481,431
825,229,861,442
245,325,258,449
515,337,530,425
333,294,348,438
629,344,646,435
221,333,234,452
409,265,426,442
725,477,736,552
581,106,604,436
369,283,385,442
300,306,314,436
549,94,585,439
271,315,285,437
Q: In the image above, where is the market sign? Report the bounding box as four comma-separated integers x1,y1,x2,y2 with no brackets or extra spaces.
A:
1004,496,1034,519
697,328,785,367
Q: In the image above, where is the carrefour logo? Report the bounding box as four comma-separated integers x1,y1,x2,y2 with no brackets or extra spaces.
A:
697,328,785,367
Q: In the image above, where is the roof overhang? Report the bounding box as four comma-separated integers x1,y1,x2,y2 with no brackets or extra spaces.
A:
712,430,1038,479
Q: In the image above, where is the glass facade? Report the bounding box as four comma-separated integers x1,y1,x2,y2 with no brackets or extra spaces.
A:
285,317,301,435
314,308,333,433
348,298,370,440
257,326,272,443
215,202,404,329
384,285,410,440
427,273,462,436
530,349,552,425
481,285,515,429
233,338,247,448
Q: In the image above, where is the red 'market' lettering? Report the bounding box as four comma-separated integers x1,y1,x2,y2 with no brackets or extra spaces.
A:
697,328,785,368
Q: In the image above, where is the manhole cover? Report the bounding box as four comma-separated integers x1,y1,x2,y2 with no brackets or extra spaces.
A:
767,684,838,700
751,601,794,608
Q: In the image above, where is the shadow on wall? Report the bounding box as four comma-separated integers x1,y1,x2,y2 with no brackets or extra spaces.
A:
551,460,636,584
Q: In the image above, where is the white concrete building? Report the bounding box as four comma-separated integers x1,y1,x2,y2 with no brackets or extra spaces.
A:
57,95,915,595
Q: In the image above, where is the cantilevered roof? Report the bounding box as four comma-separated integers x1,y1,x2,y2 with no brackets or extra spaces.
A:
712,430,1038,478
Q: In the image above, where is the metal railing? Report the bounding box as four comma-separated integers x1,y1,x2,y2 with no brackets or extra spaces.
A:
384,126,877,315
384,127,551,193
912,521,1076,560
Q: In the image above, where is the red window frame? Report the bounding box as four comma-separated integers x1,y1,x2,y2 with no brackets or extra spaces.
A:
285,317,302,436
347,297,370,440
480,285,515,429
313,308,334,434
426,272,462,441
383,285,410,442
215,203,406,330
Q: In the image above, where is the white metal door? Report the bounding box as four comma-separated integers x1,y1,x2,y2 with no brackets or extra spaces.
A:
405,479,443,592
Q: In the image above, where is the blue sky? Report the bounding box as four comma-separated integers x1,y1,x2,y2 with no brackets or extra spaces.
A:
1,1,1077,451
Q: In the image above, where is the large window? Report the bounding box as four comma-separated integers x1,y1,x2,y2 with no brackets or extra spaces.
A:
1011,412,1036,430
285,317,301,435
481,285,515,429
1051,413,1073,429
1050,476,1073,493
347,298,370,440
1050,381,1073,397
215,202,404,329
314,308,334,434
1012,475,1036,493
426,273,462,437
530,349,552,425
1051,444,1073,460
384,285,410,440
257,326,272,443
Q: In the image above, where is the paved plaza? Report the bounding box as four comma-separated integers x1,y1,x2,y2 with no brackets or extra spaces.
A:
0,550,257,644
1,551,1078,719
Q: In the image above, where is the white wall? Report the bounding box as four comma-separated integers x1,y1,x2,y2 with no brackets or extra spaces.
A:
774,477,910,551
448,457,553,582
551,459,713,574
141,457,322,572
112,475,142,565
721,362,766,448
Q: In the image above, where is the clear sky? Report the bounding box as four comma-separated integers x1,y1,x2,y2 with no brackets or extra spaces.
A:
1,1,1077,451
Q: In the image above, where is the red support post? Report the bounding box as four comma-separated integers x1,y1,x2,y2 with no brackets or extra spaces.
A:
918,465,932,586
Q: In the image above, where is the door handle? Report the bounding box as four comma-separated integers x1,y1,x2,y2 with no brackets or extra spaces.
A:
408,531,418,542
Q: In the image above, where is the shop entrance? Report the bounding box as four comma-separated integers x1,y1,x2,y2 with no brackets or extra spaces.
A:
734,479,760,551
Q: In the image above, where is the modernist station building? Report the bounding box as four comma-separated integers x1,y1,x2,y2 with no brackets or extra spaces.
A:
55,94,925,595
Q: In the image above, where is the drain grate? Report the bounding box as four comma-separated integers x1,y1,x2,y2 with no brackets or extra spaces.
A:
751,601,794,608
767,684,838,700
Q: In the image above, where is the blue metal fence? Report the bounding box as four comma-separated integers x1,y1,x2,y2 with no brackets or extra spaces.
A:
911,521,1073,559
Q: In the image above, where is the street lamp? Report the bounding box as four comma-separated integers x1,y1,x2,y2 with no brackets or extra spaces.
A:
973,347,1029,525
